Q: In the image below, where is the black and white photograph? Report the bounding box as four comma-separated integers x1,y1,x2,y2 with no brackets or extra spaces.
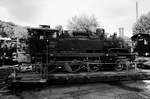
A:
1,0,150,99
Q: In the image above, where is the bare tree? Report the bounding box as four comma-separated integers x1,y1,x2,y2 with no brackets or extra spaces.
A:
0,20,14,37
55,25,63,31
133,12,150,35
0,20,28,39
67,15,99,34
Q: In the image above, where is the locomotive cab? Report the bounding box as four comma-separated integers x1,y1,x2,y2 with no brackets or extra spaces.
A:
28,27,59,64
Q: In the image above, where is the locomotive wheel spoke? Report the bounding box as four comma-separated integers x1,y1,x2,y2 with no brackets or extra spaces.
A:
89,64,99,72
64,60,81,73
47,64,57,73
114,63,124,71
78,63,88,72
114,59,125,71
88,59,101,72
114,59,131,71
70,64,81,72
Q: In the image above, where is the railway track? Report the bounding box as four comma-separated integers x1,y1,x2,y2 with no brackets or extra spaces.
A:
7,69,150,84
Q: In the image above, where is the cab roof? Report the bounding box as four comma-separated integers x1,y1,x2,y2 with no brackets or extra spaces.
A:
131,33,150,40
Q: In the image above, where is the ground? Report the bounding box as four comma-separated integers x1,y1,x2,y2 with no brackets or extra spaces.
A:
1,80,150,99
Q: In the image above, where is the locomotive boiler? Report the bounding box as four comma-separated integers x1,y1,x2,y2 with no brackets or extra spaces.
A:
27,27,135,73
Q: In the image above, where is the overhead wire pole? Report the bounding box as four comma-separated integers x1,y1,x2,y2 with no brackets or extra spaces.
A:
136,1,138,21
134,1,139,71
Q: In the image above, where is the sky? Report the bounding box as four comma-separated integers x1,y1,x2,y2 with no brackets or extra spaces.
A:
0,0,150,37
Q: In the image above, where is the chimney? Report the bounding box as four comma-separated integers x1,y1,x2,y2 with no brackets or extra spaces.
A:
119,27,124,38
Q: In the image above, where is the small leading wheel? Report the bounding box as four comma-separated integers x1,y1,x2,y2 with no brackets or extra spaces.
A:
114,59,125,71
64,59,81,73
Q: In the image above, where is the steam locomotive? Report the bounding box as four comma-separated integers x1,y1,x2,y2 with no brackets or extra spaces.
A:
27,26,135,73
131,33,150,57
